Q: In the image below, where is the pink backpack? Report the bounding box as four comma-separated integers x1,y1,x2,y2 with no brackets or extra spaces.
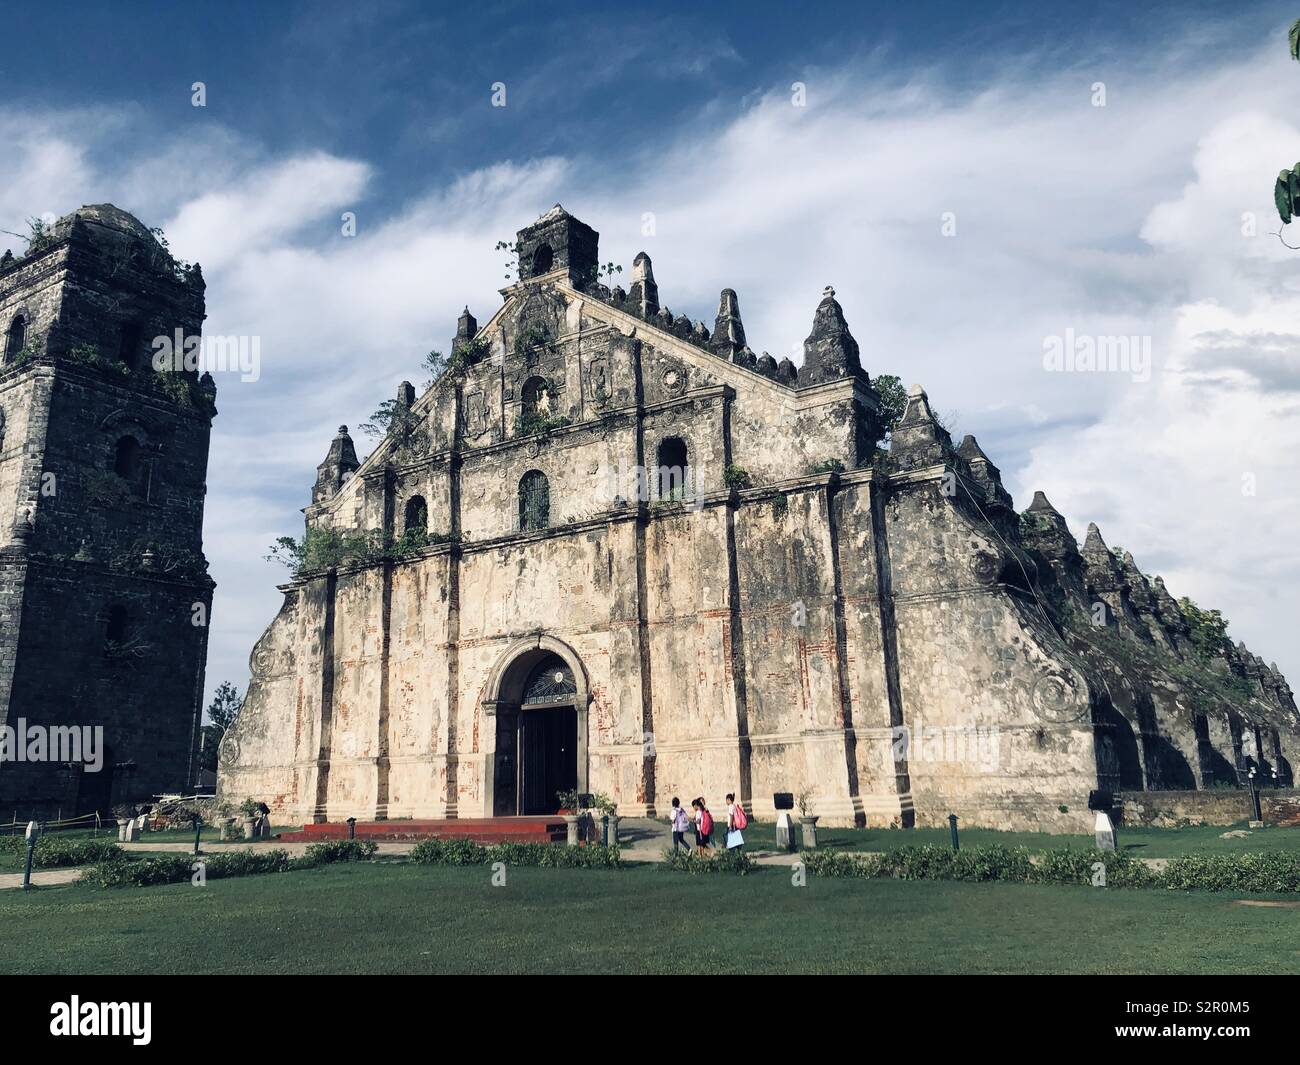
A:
733,804,748,830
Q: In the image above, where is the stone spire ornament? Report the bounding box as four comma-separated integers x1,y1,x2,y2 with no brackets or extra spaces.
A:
454,306,478,351
799,285,862,386
711,289,746,361
313,424,360,504
626,252,659,317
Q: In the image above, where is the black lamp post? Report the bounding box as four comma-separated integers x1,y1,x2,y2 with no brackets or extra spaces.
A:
1249,766,1262,823
21,821,38,892
948,813,960,851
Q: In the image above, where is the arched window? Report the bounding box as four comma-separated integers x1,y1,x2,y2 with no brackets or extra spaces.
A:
519,469,550,532
113,436,140,480
521,376,552,417
105,604,129,653
656,436,690,501
4,315,26,361
531,243,554,277
404,495,428,534
117,322,143,370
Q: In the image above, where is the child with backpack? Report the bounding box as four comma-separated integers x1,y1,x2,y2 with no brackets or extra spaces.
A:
725,792,747,850
669,796,692,852
693,798,713,852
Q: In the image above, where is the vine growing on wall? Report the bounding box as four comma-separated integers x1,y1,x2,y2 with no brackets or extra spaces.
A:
266,525,458,576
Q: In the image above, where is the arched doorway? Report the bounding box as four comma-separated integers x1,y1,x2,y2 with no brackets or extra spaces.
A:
483,636,589,816
518,656,578,814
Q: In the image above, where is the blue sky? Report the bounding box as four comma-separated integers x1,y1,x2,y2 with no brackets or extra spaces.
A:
2,0,1299,708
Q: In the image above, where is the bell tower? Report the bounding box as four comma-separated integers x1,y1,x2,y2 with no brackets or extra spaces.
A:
0,204,215,818
515,205,599,289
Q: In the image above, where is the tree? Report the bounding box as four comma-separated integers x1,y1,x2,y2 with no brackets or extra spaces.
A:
872,373,908,441
1177,596,1231,662
199,681,242,772
1272,22,1300,240
422,349,448,391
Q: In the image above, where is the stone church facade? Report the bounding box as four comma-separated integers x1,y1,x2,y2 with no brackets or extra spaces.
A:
0,205,216,817
219,206,1298,830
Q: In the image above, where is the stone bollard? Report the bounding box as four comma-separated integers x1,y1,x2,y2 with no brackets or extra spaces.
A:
563,813,581,846
798,815,819,850
776,811,796,852
1094,810,1117,852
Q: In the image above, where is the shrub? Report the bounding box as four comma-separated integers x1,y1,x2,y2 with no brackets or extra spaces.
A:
302,839,378,865
408,837,488,866
948,844,1035,883
3,842,122,868
798,850,882,879
33,838,123,868
207,849,297,878
410,838,621,869
82,854,196,888
661,847,754,875
1161,853,1300,893
879,844,957,880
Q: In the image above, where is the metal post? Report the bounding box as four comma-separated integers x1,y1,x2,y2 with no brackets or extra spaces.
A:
347,816,357,840
22,821,38,891
948,813,959,851
601,814,609,847
192,815,203,856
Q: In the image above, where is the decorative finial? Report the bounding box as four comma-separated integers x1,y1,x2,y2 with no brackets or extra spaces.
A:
823,285,835,298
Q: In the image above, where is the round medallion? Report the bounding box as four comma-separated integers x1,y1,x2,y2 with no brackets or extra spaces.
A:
970,551,1000,584
1031,671,1086,723
661,366,686,396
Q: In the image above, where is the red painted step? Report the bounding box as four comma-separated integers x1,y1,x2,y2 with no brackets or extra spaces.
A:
277,817,569,844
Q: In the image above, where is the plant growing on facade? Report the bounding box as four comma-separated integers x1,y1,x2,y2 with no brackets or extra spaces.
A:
265,525,456,576
1177,596,1231,661
808,458,845,475
723,464,752,490
361,397,427,457
494,238,521,281
65,343,129,376
515,410,571,437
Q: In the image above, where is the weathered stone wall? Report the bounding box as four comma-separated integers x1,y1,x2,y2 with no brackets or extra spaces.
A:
219,206,1298,833
0,205,214,818
1119,789,1255,827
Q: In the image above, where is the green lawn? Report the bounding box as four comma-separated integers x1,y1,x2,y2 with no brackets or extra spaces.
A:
752,821,1300,858
4,862,1300,974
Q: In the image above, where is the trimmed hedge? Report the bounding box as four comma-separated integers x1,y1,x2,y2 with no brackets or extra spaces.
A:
408,838,621,868
82,841,378,889
660,848,755,875
1161,853,1300,893
0,835,123,867
302,839,378,865
797,844,1300,892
